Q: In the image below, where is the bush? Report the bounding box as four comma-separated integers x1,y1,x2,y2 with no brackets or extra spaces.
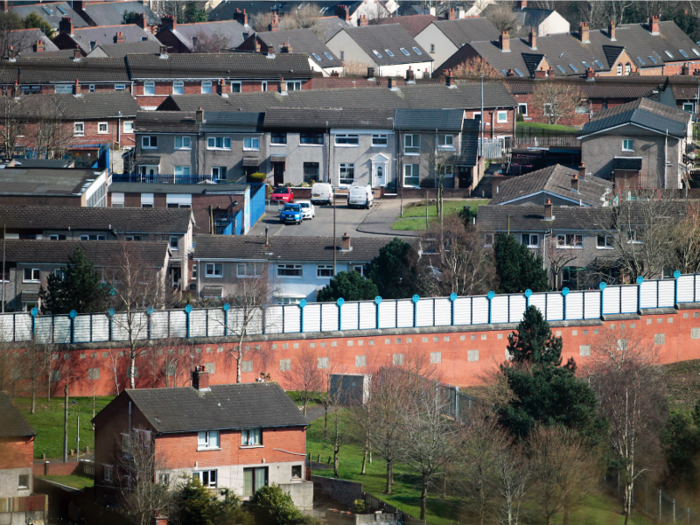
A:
248,172,267,183
352,499,366,514
300,182,310,187
516,112,524,122
248,485,307,525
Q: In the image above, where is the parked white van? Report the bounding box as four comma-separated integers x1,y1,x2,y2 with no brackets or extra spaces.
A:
311,183,334,205
348,184,374,209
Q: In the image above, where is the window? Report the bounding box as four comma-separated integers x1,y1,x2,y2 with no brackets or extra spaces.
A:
271,133,287,145
277,264,302,277
24,268,40,282
115,84,126,91
103,465,113,482
169,236,179,250
278,297,301,305
317,357,329,368
174,166,191,179
664,50,674,59
404,134,420,154
594,60,604,69
141,194,154,207
582,61,590,68
175,136,191,149
335,133,359,145
616,63,622,75
198,430,220,450
261,81,267,91
622,139,634,152
429,44,434,53
340,50,344,60
49,234,66,240
18,474,29,490
514,68,524,77
212,167,226,181
303,162,319,183
404,164,419,187
292,465,302,478
556,65,566,74
205,263,223,277
192,264,197,279
518,103,528,115
624,62,631,75
243,467,268,497
158,473,170,485
311,52,321,61
372,134,388,146
144,81,155,95
207,137,231,150
124,235,141,241
484,233,494,247
497,111,508,123
288,81,302,91
385,49,394,57
193,470,217,488
353,265,364,276
543,103,554,116
339,163,354,185
241,428,262,446
597,235,614,248
557,234,583,248
521,234,539,247
55,84,72,94
173,80,184,95
317,265,334,278
244,137,260,150
373,49,383,58
443,165,454,178
683,103,694,112
142,136,158,149
74,122,84,136
80,235,106,241
230,82,241,93
237,263,261,277
648,55,658,64
437,134,454,149
324,52,333,60
300,133,323,145
98,122,108,134
627,230,640,243
123,121,134,133
201,80,212,94
569,63,578,72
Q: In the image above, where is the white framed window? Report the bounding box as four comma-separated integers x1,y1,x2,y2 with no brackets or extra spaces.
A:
49,234,66,240
74,122,85,136
352,265,364,276
193,470,217,488
241,428,262,446
597,235,614,249
201,80,213,94
627,230,641,243
400,47,410,56
288,81,302,91
521,233,539,247
111,192,124,207
205,263,223,277
373,49,382,58
197,430,220,450
443,165,454,178
624,62,631,75
683,102,695,112
292,465,302,478
543,104,554,117
174,166,191,178
169,236,179,250
243,467,268,497
557,234,583,248
175,136,191,149
123,121,134,133
277,297,301,305
158,473,170,485
385,48,394,57
114,84,126,91
339,163,354,185
518,103,528,115
173,80,184,95
317,356,329,369
317,265,334,278
237,263,261,277
207,137,231,150
622,139,634,152
24,268,40,282
192,264,197,279
484,233,494,247
403,164,419,187
372,134,388,146
437,134,454,149
144,81,155,95
142,136,158,149
230,82,241,93
244,137,260,150
616,63,622,75
96,122,108,134
335,134,359,146
56,84,73,94
277,264,302,277
429,43,435,53
300,133,323,145
497,110,508,123
141,193,154,207
212,167,226,180
103,465,113,482
404,134,420,154
261,81,267,91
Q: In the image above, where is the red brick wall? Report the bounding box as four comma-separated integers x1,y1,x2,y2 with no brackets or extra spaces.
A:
3,119,133,149
0,436,34,469
32,461,80,476
512,92,636,127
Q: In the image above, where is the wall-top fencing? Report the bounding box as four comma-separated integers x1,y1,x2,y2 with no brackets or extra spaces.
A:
3,273,700,345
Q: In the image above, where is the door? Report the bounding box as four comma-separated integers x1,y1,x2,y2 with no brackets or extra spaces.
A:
273,162,285,186
373,163,386,187
170,267,181,289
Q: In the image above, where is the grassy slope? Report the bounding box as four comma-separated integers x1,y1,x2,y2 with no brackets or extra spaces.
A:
517,121,579,133
392,200,488,231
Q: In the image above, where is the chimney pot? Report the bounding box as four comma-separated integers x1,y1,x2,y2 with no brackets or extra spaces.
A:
446,69,454,87
278,77,287,93
335,4,350,22
499,31,510,52
7,45,14,60
73,79,81,96
233,8,248,26
267,44,274,55
135,12,146,29
341,233,351,251
578,163,586,180
387,77,395,89
517,0,527,9
159,45,167,56
405,66,415,82
192,366,210,391
448,8,456,20
269,13,279,31
217,78,229,96
544,199,553,220
359,15,368,26
586,66,595,79
682,63,691,75
73,46,81,60
34,40,45,53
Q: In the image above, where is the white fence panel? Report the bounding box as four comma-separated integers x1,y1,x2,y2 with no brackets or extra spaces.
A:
92,315,110,341
509,296,527,323
73,315,92,343
207,310,225,338
396,300,413,328
529,294,547,318
472,296,489,324
415,300,433,327
491,296,510,324
602,286,621,315
54,316,71,343
659,280,675,308
190,310,208,338
34,317,53,343
321,303,338,332
453,298,472,326
434,298,451,326
0,314,14,341
283,306,300,333
639,281,658,309
566,292,584,320
265,306,284,334
621,286,638,313
378,301,396,329
340,302,358,331
583,291,601,319
304,304,321,333
14,314,31,341
546,294,564,320
111,313,129,341
677,276,695,303
696,275,700,302
150,311,169,339
359,302,375,330
248,310,264,335
169,311,187,339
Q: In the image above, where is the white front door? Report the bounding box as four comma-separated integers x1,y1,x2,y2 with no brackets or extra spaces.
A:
373,163,386,187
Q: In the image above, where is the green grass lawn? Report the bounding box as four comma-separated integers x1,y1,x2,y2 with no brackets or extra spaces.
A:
15,396,114,459
517,121,579,134
392,199,487,231
39,474,94,490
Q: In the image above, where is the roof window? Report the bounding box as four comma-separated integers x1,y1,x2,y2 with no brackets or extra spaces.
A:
412,46,422,55
568,63,578,72
400,47,410,56
323,52,333,59
664,50,674,58
385,49,394,57
556,65,566,74
594,60,604,68
373,49,382,58
42,6,53,14
693,48,700,56
582,61,590,68
680,49,689,57
636,56,646,65
57,5,67,14
514,68,524,77
648,55,658,64
311,53,321,60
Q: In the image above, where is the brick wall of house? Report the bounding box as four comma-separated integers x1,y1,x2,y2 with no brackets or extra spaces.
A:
10,119,135,149
511,92,637,127
0,437,34,470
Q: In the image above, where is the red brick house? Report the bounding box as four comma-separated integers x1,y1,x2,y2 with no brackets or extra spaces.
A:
93,369,312,509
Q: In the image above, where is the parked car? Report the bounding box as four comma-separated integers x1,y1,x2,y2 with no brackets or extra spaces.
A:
280,203,303,224
297,200,315,219
348,184,374,209
311,183,333,205
271,187,294,203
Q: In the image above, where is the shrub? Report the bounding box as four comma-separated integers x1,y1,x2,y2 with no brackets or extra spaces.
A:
248,172,267,183
352,499,366,514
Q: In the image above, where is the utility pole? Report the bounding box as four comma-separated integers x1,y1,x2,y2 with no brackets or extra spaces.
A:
76,414,80,462
2,223,5,313
328,121,337,275
63,383,68,463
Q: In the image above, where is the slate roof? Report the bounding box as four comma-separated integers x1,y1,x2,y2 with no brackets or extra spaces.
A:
429,18,500,48
3,239,169,267
194,234,392,262
0,168,106,197
379,14,436,37
157,81,516,113
0,205,193,234
394,108,464,132
87,40,163,58
455,118,479,167
0,57,129,83
579,97,690,138
614,157,643,171
0,391,35,438
263,107,395,129
489,164,612,207
61,24,158,54
478,204,613,232
8,28,60,57
252,29,342,68
80,1,160,27
134,110,264,133
159,21,252,52
110,182,248,195
121,382,309,433
200,111,265,133
0,91,139,120
336,24,430,66
125,52,312,80
10,2,88,29
504,76,664,99
511,8,561,37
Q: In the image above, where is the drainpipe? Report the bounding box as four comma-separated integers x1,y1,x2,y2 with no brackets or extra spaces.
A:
664,128,668,188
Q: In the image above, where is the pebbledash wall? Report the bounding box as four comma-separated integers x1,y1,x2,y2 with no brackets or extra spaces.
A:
6,273,700,395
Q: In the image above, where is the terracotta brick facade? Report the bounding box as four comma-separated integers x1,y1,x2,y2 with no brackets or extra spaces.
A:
0,437,34,470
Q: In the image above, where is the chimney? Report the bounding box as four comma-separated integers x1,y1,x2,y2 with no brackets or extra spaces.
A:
335,4,350,22
73,46,81,61
114,31,126,44
446,69,454,87
192,366,210,391
73,79,81,96
578,162,586,180
682,63,691,75
135,12,147,29
278,77,287,94
548,66,554,77
387,77,395,89
161,15,175,31
282,42,292,53
359,15,368,26
650,15,660,35
580,22,589,43
7,45,14,61
367,67,375,79
233,8,248,26
196,107,203,123
341,232,352,251
267,44,274,55
516,0,527,9
571,173,580,193
33,40,45,53
608,21,616,41
405,66,415,83
528,27,537,50
217,78,229,96
544,199,553,221
448,8,456,20
586,66,595,79
59,16,74,35
534,69,546,78
269,14,279,32
507,68,515,76
159,45,168,58
265,227,269,246
499,31,510,52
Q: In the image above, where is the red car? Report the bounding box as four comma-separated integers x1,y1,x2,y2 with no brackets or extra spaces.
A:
270,187,294,203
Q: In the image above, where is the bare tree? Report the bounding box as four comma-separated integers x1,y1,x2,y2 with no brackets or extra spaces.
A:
191,31,231,53
107,347,123,395
281,346,323,417
544,235,578,290
0,343,21,394
0,97,23,160
21,334,54,414
327,396,351,478
495,438,530,525
32,96,71,159
532,81,584,126
670,202,700,274
162,340,190,388
452,57,501,80
486,4,519,34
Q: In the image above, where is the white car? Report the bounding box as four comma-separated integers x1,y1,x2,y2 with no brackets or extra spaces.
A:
297,200,315,219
